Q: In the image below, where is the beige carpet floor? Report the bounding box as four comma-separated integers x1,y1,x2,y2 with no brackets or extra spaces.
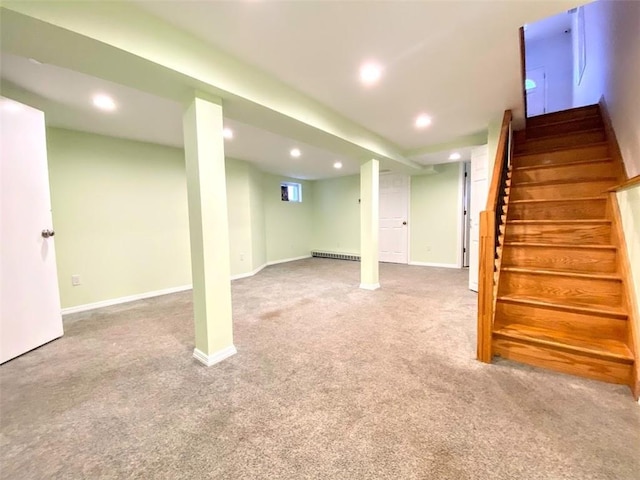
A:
1,259,639,479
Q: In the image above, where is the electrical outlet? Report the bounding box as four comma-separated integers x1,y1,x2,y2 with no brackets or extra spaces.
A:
71,274,81,286
240,253,245,261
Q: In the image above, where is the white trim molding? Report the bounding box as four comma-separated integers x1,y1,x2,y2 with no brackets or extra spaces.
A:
266,255,312,266
359,282,381,290
230,264,267,281
193,345,237,366
61,284,193,315
408,261,460,269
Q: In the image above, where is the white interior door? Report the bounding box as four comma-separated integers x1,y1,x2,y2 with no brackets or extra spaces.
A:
525,67,546,117
1,97,63,363
469,145,489,292
379,173,409,264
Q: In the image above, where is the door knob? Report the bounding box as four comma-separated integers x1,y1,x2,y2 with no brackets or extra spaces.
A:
402,221,407,225
42,229,55,238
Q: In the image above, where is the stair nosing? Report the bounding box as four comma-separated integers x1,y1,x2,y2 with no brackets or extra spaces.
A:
513,157,613,172
501,266,621,281
497,294,628,319
503,242,616,250
524,112,602,131
493,325,633,363
514,141,608,158
516,127,604,145
506,219,611,225
526,105,599,125
512,177,618,188
510,196,607,204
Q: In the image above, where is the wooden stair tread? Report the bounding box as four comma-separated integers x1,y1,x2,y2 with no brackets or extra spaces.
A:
503,242,615,249
502,266,621,281
512,157,612,172
509,196,606,204
493,324,633,363
518,127,603,144
514,140,608,157
497,294,628,319
526,104,599,126
525,112,601,131
513,177,618,188
506,219,611,225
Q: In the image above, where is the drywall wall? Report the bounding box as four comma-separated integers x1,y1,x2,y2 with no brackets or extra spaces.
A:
526,31,573,114
248,165,267,271
263,173,314,262
47,128,192,309
617,185,640,362
48,130,270,309
410,163,462,266
225,158,254,277
312,174,360,254
573,0,640,176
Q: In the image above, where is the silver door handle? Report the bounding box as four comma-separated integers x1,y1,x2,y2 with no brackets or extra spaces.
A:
42,229,55,238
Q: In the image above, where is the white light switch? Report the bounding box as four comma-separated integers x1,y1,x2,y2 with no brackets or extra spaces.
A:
71,274,81,286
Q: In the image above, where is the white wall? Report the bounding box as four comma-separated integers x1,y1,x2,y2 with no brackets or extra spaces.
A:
572,0,640,177
526,31,574,114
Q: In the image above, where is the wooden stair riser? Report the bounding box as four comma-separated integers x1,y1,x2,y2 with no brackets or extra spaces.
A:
501,245,617,273
509,180,616,200
508,198,607,220
524,115,603,139
503,222,612,245
515,130,606,155
511,161,615,184
498,271,623,307
526,105,600,129
493,338,632,385
514,144,609,168
494,301,627,341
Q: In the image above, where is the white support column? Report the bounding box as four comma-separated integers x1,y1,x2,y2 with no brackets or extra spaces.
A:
360,159,380,290
183,95,236,366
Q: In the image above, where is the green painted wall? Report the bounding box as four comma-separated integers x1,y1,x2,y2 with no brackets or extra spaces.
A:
311,174,360,254
47,129,275,309
263,173,313,262
248,166,266,271
410,163,461,266
47,128,191,309
225,158,253,276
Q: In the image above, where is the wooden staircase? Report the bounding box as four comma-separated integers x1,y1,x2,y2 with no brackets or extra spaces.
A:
491,104,638,389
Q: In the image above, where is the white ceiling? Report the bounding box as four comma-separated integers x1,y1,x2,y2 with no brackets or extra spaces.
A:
0,1,581,179
135,0,579,148
0,53,358,180
525,9,574,43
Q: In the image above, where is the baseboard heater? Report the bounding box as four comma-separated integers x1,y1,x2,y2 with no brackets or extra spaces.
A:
311,251,360,262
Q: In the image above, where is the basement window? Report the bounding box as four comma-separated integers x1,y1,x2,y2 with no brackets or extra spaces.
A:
281,182,302,202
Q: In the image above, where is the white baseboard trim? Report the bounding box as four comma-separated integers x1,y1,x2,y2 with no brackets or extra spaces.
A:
359,282,381,291
266,255,312,266
61,284,193,315
193,345,237,367
408,261,460,269
230,263,267,281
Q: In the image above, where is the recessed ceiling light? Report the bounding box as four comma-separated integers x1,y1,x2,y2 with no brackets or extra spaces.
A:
28,58,43,65
92,94,116,112
290,148,301,158
415,114,432,129
333,161,343,169
223,127,234,139
449,152,461,161
359,62,383,85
